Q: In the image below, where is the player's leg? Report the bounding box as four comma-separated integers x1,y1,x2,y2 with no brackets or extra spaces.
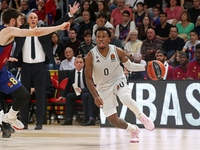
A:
116,81,155,131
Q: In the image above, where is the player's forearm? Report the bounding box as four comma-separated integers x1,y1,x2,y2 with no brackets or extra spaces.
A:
86,78,98,99
123,59,145,72
34,25,62,36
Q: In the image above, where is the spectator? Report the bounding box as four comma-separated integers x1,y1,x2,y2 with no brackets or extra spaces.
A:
156,50,174,80
132,2,146,28
109,28,123,49
60,55,95,126
162,26,185,62
188,0,200,25
65,28,81,57
60,17,80,44
173,52,189,80
164,0,183,26
59,47,76,71
96,0,111,21
20,13,28,26
182,30,200,60
0,0,9,25
138,15,152,41
34,0,47,24
115,11,136,45
155,12,173,41
11,0,21,10
126,52,146,81
126,0,144,13
182,0,193,9
77,10,95,41
171,51,182,67
29,0,39,10
124,29,142,60
144,0,162,18
186,43,200,79
47,32,65,70
176,11,194,41
19,0,30,15
151,6,160,28
110,0,132,27
92,13,113,41
45,0,57,25
74,0,96,23
79,30,96,56
141,28,164,62
194,15,200,39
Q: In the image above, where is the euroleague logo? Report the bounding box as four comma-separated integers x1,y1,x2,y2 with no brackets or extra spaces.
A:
111,54,115,62
7,82,13,88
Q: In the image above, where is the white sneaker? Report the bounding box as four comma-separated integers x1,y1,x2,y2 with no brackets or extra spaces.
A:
2,113,24,130
0,111,4,125
138,113,155,131
130,125,140,143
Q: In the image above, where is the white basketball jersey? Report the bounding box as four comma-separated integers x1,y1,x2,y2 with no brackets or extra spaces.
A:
90,45,126,89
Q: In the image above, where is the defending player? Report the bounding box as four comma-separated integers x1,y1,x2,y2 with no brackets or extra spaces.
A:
85,27,155,143
0,5,78,137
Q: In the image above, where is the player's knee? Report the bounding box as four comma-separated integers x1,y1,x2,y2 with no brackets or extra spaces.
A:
21,89,31,103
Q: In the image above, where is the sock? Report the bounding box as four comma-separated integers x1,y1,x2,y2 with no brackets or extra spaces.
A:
8,107,19,120
0,110,4,125
126,123,137,132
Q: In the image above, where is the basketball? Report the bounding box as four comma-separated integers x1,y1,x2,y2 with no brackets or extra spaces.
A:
146,60,165,80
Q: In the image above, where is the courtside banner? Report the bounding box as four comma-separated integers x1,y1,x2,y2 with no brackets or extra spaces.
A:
100,80,200,129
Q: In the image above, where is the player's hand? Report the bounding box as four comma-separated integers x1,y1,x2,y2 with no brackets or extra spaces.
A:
94,96,104,108
69,1,80,16
7,57,18,62
60,22,70,31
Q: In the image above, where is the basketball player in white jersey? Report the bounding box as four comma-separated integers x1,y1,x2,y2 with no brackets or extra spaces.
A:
85,27,155,143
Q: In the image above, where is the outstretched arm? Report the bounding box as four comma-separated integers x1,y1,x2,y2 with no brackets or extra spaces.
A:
117,47,145,71
0,22,70,45
85,52,103,108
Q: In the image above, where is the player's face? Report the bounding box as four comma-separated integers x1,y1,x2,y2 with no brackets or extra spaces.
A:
159,14,167,23
96,30,110,49
179,55,188,65
27,13,38,29
14,16,22,28
156,53,166,63
74,58,84,71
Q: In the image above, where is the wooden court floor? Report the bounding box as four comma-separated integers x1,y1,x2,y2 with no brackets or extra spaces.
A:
0,124,199,150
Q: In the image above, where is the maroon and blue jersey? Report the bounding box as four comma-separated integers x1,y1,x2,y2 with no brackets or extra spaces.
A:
0,26,22,94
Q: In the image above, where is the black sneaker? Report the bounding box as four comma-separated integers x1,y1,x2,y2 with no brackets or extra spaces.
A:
0,122,15,138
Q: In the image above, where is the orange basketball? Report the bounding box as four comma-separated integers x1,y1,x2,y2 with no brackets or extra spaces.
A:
146,60,165,80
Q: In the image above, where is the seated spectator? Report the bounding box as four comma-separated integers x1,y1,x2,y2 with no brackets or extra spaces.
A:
11,0,21,10
151,6,161,28
138,15,152,41
162,26,185,62
0,0,9,25
126,0,144,13
20,13,28,26
141,28,164,62
194,15,200,39
77,10,95,42
176,11,194,41
186,43,200,79
74,0,96,23
110,0,132,27
19,0,30,15
60,17,80,44
126,52,146,81
78,30,96,56
188,0,200,25
92,13,113,41
47,32,65,70
133,2,146,28
65,28,81,57
144,0,162,19
155,12,173,41
172,52,189,80
156,50,174,80
171,51,182,67
182,0,193,9
114,11,136,46
45,0,57,25
59,47,76,71
59,55,95,126
108,28,123,49
124,29,142,60
164,0,183,26
182,30,200,60
96,0,111,21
